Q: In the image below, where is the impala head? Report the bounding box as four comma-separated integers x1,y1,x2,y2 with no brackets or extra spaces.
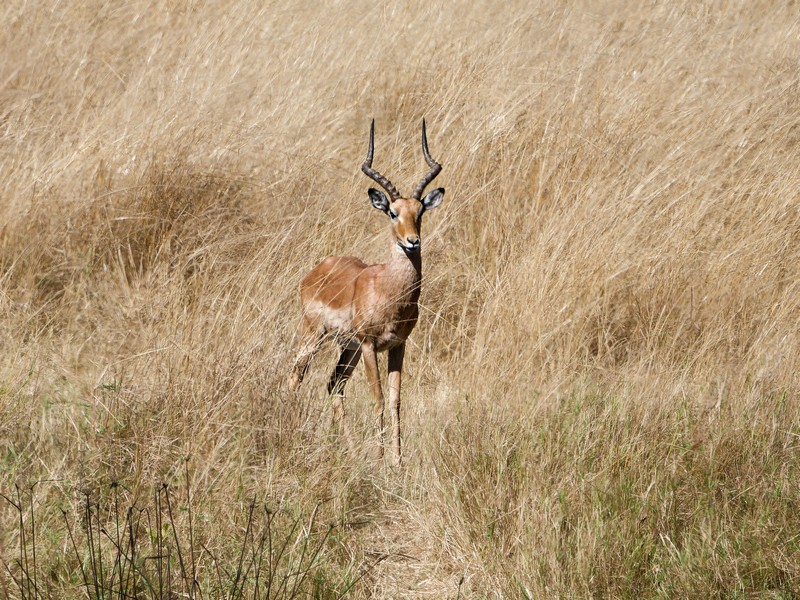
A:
362,119,444,254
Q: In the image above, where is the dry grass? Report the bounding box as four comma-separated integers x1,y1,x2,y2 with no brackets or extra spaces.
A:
2,0,800,597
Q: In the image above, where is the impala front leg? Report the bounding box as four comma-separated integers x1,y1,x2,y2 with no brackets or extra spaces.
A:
361,340,385,460
387,343,405,467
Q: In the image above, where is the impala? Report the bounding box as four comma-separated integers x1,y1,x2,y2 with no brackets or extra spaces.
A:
289,119,444,466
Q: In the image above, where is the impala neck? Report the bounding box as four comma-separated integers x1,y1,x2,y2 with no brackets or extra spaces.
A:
388,238,423,295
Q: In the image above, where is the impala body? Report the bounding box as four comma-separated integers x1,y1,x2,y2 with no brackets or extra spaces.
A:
289,120,444,466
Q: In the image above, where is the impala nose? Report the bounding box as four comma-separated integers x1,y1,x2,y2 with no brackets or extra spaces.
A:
406,237,420,249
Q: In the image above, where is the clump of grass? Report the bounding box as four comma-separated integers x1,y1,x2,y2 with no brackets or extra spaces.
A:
1,472,369,599
429,389,800,596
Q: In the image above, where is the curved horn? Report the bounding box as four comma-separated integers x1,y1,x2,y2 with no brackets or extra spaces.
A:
361,119,401,201
412,118,442,200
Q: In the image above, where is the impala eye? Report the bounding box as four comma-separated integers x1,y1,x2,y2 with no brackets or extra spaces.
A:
388,210,398,219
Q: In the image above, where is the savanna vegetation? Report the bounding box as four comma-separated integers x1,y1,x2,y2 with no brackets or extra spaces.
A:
2,1,800,597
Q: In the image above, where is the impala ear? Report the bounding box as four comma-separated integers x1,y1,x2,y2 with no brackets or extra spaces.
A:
422,187,444,211
368,188,390,213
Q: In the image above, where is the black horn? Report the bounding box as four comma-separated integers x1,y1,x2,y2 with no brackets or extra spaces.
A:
361,119,401,201
411,118,442,200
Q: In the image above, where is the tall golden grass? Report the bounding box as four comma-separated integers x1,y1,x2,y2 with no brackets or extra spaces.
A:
2,0,800,596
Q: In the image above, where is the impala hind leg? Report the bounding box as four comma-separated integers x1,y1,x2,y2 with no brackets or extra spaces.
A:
328,341,361,451
289,327,324,391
